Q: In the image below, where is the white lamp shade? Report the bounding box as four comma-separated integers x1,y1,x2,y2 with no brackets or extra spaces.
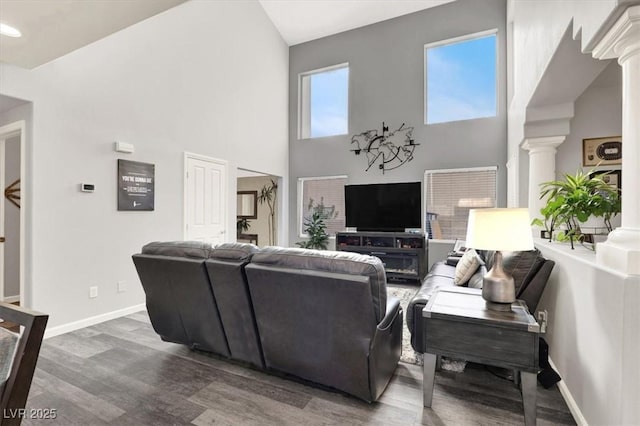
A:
465,208,534,251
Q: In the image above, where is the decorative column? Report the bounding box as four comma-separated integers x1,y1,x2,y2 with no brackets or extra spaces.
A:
520,136,565,230
592,6,640,275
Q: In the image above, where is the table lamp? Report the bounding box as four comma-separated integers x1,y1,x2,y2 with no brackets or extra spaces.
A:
465,208,534,312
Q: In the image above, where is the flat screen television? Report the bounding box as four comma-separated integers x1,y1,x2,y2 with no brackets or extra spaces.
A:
345,182,421,232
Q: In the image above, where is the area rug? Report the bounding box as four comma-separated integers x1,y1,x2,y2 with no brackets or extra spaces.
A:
387,284,466,372
386,284,423,365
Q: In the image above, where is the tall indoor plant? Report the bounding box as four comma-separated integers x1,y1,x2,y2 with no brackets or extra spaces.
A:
258,179,278,245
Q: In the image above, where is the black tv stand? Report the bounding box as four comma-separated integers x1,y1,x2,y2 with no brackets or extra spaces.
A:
336,231,427,283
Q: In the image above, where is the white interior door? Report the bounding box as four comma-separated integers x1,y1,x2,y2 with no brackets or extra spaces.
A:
184,153,227,245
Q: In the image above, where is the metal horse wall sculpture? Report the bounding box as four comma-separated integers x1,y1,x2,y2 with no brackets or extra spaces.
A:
4,179,20,208
350,122,420,174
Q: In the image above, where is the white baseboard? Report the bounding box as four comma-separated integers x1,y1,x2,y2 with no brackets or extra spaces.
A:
2,295,20,304
549,357,588,426
44,304,146,339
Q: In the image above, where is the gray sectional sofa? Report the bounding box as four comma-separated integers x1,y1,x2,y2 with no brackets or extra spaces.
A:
132,241,403,402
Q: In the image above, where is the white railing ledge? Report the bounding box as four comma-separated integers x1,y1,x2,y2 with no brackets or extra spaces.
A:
534,237,631,279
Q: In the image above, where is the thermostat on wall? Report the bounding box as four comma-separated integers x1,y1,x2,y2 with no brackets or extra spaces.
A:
80,183,95,193
114,141,135,153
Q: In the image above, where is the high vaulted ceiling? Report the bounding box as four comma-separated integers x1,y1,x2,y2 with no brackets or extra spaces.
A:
0,0,187,69
0,0,455,69
258,0,455,46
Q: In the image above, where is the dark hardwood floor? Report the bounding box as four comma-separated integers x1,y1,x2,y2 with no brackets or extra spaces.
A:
21,311,575,425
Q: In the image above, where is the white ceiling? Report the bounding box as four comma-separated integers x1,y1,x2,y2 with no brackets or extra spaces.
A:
258,0,455,46
0,0,455,70
0,0,187,69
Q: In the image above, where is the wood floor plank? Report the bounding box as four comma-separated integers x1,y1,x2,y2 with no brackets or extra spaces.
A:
302,395,418,425
30,369,125,422
38,343,208,422
21,310,575,425
44,331,114,358
188,381,327,426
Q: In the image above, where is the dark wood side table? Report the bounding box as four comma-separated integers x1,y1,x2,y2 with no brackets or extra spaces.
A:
422,287,540,426
238,233,258,245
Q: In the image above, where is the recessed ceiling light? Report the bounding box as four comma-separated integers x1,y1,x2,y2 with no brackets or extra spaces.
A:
0,23,22,38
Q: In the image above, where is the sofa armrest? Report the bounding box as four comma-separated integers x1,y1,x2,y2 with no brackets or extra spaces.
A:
378,297,401,330
368,297,402,401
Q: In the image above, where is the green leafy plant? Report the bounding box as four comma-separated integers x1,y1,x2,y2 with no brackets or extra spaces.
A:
307,197,338,221
296,211,329,250
236,218,250,235
535,168,620,249
531,195,565,241
258,179,278,245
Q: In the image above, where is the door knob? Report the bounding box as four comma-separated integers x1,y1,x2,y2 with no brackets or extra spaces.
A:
0,237,5,243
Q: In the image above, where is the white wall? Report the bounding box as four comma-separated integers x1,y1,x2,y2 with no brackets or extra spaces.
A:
556,63,621,178
0,0,289,327
556,61,622,231
3,135,20,299
536,240,640,426
507,0,617,204
509,2,639,424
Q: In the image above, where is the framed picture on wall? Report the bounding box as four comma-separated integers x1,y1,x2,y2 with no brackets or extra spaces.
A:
589,169,621,194
582,136,622,167
117,159,155,211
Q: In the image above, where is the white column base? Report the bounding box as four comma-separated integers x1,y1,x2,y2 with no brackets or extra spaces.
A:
596,227,640,275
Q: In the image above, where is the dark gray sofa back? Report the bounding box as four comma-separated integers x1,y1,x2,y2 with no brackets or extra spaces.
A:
244,247,388,400
132,241,230,357
250,247,387,322
206,243,264,367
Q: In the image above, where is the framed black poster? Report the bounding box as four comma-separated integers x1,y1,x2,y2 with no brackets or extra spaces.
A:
118,159,155,211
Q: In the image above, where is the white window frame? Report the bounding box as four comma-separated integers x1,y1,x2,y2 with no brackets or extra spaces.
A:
424,29,498,125
423,166,498,241
297,175,348,238
298,63,349,140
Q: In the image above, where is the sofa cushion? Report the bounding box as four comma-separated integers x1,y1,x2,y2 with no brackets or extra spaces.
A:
454,249,482,286
141,241,211,259
426,261,457,280
210,242,259,261
485,249,545,294
251,247,387,322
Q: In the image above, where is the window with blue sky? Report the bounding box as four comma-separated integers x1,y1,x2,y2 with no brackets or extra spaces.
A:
299,64,348,139
425,31,497,124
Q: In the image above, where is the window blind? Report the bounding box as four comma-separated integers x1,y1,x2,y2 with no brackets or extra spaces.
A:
424,168,497,240
300,176,347,236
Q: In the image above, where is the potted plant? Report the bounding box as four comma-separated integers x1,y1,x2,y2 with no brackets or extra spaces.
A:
296,212,329,250
535,168,620,249
258,179,278,245
236,218,250,235
531,195,565,241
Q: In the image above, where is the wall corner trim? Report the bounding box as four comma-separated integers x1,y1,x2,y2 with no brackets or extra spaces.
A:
44,303,146,339
548,357,588,426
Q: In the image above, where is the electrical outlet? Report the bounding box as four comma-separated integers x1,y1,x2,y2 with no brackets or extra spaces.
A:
117,280,127,293
89,286,98,298
537,310,548,333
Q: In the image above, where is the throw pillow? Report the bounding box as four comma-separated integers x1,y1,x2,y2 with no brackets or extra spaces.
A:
454,249,482,286
500,250,544,295
468,268,485,289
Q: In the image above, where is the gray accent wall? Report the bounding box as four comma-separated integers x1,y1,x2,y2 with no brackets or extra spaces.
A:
288,0,508,246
